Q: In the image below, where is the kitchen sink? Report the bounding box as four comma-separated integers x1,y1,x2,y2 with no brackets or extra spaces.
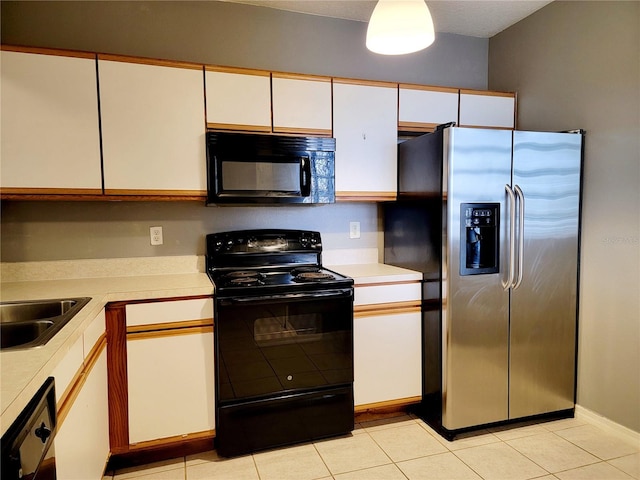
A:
0,297,91,350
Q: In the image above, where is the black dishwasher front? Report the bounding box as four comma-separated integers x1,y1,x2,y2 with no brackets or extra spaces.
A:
1,377,57,480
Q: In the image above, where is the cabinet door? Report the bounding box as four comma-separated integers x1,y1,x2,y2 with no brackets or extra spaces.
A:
459,90,516,129
333,81,398,200
272,74,332,135
127,330,215,444
0,49,102,193
55,350,109,480
205,68,271,132
399,85,459,132
52,336,84,403
354,311,421,406
99,58,206,195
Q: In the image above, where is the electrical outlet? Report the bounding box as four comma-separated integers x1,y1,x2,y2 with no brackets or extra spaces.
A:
150,226,163,246
349,221,361,239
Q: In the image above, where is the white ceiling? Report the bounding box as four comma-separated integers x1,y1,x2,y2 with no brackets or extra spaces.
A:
220,0,553,38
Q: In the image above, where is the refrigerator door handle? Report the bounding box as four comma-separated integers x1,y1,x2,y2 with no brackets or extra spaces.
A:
503,184,516,289
514,184,525,289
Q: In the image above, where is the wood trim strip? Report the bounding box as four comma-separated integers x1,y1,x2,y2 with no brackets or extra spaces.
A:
0,193,207,202
206,122,272,133
129,429,215,450
272,72,332,82
57,336,107,427
333,77,397,89
107,304,130,450
1,44,95,59
399,84,459,94
126,319,213,334
0,187,103,195
459,89,516,98
354,396,422,413
272,126,332,136
106,295,213,309
127,324,214,340
457,124,514,131
336,191,397,202
107,431,215,470
97,53,202,71
205,65,270,77
103,189,206,197
398,121,439,133
355,303,421,318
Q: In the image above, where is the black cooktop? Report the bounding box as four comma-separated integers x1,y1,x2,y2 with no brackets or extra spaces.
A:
206,230,353,296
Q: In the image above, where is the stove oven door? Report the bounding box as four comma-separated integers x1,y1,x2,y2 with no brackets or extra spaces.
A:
214,288,354,456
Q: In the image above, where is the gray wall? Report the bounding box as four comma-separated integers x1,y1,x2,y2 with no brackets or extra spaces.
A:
489,1,639,432
0,0,487,262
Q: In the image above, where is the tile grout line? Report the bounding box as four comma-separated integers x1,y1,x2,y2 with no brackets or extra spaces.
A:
362,425,412,480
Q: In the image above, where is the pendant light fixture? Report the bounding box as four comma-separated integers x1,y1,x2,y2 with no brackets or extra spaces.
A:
366,0,435,55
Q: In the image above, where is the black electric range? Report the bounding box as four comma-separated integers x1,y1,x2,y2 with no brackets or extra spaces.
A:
205,229,355,457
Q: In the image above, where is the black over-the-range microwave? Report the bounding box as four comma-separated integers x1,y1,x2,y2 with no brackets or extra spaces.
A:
206,132,336,205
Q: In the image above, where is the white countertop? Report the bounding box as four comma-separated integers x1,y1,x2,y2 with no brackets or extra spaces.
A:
0,272,213,436
329,263,422,284
0,257,420,436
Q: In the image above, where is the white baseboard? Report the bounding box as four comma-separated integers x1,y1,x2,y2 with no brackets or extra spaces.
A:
575,404,640,446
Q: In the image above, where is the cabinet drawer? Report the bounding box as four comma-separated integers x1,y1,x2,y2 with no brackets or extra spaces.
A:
126,298,213,328
354,282,421,306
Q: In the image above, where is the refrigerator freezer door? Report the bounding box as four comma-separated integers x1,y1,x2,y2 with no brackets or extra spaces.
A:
442,127,512,430
509,131,582,419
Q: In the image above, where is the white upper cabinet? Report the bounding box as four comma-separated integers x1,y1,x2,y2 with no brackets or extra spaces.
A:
399,84,459,132
205,67,272,132
99,57,206,195
272,74,332,135
333,80,398,201
459,90,516,129
0,49,102,193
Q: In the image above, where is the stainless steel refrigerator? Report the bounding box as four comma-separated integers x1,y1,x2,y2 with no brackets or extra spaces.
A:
384,125,584,437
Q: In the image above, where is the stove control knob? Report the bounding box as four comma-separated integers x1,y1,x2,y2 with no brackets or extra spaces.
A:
226,239,235,250
300,234,310,247
215,240,224,251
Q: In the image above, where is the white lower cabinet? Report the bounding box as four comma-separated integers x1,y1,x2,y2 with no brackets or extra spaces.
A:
55,350,109,480
127,330,215,444
354,311,422,406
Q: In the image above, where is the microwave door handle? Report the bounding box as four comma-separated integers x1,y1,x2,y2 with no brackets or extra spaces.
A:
220,289,353,305
300,156,311,197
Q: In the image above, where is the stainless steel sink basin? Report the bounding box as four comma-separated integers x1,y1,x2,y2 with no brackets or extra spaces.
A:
0,297,91,350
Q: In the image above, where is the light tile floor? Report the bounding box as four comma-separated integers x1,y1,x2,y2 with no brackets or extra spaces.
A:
105,415,640,480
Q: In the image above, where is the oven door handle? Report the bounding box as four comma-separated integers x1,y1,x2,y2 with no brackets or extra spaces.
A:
218,288,353,305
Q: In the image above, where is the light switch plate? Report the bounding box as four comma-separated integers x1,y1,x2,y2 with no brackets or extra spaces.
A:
349,222,361,239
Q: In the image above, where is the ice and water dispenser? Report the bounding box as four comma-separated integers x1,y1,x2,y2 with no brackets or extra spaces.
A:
460,203,499,276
